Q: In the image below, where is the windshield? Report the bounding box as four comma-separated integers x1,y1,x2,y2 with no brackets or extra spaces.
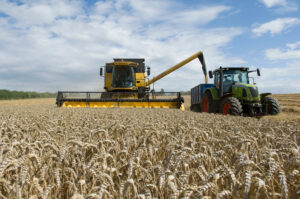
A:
223,70,249,84
112,66,135,88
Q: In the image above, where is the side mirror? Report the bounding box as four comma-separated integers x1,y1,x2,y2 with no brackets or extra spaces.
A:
147,67,150,76
209,71,213,78
100,67,104,76
257,68,260,76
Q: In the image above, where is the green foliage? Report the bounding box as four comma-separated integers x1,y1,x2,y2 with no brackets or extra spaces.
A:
155,90,190,96
157,88,165,96
0,89,56,100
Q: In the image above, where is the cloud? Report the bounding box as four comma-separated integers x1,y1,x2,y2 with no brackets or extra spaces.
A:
258,41,300,93
252,17,300,36
167,6,231,26
256,63,300,93
265,48,300,60
260,0,287,7
0,0,243,92
259,0,297,12
0,0,82,27
286,41,300,49
265,41,300,60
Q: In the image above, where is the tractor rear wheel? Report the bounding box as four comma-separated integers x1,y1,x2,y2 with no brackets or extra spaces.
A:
262,96,281,115
190,104,201,112
202,92,214,113
220,97,242,116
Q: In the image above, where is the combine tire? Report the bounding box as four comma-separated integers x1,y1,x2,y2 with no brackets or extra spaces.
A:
202,92,214,113
220,97,242,116
262,97,281,115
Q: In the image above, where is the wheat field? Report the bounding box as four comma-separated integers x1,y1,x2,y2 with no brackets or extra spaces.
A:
0,96,299,198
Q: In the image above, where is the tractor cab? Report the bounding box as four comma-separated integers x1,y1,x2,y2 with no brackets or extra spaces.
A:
209,67,260,99
221,68,249,93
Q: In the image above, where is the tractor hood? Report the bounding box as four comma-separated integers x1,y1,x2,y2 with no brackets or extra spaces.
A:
232,83,260,102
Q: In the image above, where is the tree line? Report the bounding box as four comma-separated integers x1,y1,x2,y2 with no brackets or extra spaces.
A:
154,89,190,96
0,89,56,100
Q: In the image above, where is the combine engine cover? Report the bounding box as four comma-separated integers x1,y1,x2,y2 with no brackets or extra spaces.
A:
56,91,185,110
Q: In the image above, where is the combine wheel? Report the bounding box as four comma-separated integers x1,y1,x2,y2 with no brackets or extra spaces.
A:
262,96,281,115
220,97,242,116
202,92,214,113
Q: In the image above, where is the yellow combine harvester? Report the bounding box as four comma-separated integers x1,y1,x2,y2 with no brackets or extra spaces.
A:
56,50,208,109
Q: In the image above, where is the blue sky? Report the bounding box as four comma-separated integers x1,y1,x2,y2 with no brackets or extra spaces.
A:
0,0,300,93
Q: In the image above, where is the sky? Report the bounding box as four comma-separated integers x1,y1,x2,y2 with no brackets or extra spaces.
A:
0,0,300,93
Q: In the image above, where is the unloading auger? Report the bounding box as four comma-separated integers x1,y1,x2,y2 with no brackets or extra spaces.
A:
56,50,208,110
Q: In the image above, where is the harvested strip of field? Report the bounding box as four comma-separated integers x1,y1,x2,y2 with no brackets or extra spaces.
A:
277,99,300,103
273,94,300,98
0,99,299,198
281,106,300,113
0,98,54,106
269,94,300,121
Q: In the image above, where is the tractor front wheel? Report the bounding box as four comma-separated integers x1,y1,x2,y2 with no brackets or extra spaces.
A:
262,96,281,115
220,97,242,116
202,92,213,113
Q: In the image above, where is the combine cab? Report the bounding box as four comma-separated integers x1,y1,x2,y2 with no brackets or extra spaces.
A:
56,51,208,110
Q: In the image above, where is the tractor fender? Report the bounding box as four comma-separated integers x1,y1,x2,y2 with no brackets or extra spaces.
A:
260,92,272,99
205,88,219,101
220,93,233,101
203,88,219,113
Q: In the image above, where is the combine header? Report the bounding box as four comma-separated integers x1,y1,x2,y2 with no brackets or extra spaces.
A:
56,91,183,109
56,51,208,110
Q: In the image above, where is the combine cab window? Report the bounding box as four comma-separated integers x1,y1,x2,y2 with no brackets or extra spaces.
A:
112,66,135,88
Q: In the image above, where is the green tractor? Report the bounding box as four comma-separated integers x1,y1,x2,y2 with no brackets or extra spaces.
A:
190,67,281,116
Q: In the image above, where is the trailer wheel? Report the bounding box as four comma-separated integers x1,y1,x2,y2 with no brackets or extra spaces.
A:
262,96,281,115
190,104,201,112
220,97,242,116
202,92,213,113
